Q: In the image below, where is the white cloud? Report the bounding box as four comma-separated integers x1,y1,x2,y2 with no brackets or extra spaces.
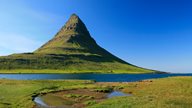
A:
0,34,42,56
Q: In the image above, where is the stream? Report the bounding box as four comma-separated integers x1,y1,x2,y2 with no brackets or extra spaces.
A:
34,91,131,108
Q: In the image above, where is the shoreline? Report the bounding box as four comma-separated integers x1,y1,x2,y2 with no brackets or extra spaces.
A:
0,69,164,74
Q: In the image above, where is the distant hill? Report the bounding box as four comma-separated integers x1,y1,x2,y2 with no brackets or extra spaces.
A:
0,14,156,73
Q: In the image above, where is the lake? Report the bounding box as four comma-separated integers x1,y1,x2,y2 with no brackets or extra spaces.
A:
0,73,192,82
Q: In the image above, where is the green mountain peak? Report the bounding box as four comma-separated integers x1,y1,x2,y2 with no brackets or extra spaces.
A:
35,14,98,55
55,13,90,37
0,14,156,73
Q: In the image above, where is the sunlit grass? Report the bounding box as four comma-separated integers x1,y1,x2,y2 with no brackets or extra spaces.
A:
0,79,95,108
1,77,191,108
90,77,192,108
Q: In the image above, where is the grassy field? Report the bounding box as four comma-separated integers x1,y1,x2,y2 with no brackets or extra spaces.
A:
91,77,192,108
0,79,96,108
0,53,154,74
0,77,191,108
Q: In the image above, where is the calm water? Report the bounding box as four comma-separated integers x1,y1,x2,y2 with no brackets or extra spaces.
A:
0,73,192,82
34,97,48,108
107,91,131,98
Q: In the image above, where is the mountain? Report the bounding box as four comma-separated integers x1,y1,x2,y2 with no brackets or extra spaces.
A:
0,14,156,73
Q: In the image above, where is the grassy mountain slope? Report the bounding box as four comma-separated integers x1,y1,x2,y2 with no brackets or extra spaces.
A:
0,14,155,73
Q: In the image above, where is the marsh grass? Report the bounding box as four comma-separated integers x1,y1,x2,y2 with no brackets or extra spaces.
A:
0,77,191,108
90,77,192,108
0,79,95,108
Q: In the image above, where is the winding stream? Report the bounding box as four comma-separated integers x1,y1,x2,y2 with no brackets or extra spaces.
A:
34,91,131,108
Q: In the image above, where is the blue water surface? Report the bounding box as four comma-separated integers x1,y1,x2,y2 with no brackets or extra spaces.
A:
0,73,192,82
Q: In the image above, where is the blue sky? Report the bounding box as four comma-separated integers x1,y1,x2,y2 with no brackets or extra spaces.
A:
0,0,192,73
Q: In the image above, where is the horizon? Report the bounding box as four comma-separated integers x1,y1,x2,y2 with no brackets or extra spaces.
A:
0,0,192,73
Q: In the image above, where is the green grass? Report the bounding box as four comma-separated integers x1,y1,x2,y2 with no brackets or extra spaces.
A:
93,87,113,93
84,100,97,106
0,79,95,108
0,77,192,108
0,53,154,74
90,77,192,108
64,94,94,99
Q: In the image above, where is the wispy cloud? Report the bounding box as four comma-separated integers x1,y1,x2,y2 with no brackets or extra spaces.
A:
0,1,63,56
0,34,42,56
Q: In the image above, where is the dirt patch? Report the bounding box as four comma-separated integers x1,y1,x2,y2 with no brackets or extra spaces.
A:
35,89,108,108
